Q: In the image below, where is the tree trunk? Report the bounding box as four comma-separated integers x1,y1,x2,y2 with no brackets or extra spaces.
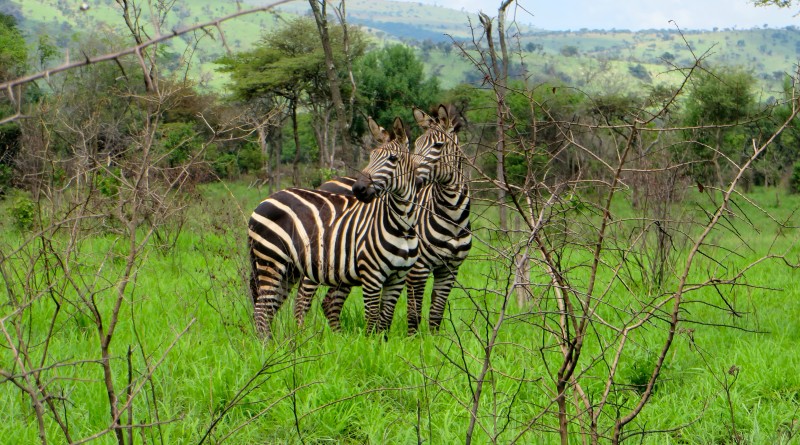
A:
291,99,301,187
271,122,283,192
308,0,352,164
480,3,513,232
255,122,272,192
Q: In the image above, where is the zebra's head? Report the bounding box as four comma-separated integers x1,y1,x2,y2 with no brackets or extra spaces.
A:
353,117,416,203
412,104,462,186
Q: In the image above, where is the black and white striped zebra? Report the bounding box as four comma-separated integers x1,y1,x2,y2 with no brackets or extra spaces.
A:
295,105,471,334
248,117,423,339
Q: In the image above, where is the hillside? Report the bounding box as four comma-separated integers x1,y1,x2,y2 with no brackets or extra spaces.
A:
4,0,799,97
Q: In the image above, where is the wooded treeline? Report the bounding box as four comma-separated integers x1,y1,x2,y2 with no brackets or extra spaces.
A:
4,4,800,201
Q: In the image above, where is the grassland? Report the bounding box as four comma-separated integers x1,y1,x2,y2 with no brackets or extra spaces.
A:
1,181,799,444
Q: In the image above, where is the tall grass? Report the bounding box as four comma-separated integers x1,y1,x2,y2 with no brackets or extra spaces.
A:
1,182,798,444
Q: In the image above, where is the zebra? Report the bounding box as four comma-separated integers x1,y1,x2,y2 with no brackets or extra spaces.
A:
248,116,424,339
294,104,471,334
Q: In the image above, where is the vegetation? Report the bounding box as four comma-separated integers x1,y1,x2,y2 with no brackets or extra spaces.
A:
2,1,800,444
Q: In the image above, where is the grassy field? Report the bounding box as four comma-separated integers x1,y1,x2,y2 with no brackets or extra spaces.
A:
1,181,799,444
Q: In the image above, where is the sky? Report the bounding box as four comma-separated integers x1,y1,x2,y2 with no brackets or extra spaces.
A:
399,0,800,31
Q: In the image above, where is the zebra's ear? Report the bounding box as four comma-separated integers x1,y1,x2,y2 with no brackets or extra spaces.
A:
437,104,449,124
392,117,408,145
413,107,434,129
368,117,389,143
438,104,461,132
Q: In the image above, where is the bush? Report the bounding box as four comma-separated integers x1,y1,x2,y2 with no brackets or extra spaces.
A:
237,144,264,174
9,195,35,231
790,162,800,193
213,153,238,178
95,168,120,197
158,122,201,167
0,164,12,197
311,167,339,188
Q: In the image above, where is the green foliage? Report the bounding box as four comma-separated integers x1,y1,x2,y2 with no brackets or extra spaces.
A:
482,148,551,188
355,44,440,127
280,112,319,163
207,142,264,179
0,12,26,81
9,195,35,231
682,67,758,183
753,0,792,6
217,17,365,103
213,153,238,178
560,45,579,57
790,162,800,193
684,67,756,126
236,143,264,174
628,63,651,82
36,34,58,68
311,167,339,188
94,168,121,197
0,164,12,196
158,122,202,167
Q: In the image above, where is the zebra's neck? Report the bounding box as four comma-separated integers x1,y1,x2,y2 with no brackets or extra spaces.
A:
431,167,469,211
382,182,418,234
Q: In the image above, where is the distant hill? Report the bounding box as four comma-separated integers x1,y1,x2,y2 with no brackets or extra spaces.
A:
6,0,799,98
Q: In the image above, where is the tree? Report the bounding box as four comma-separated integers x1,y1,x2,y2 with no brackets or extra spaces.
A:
0,12,28,193
217,17,365,185
559,45,579,57
308,0,355,167
682,66,757,184
354,44,440,130
753,0,793,6
0,13,26,82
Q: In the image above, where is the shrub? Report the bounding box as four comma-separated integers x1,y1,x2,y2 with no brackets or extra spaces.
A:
790,162,800,193
311,167,339,188
95,168,120,197
9,196,36,231
0,164,12,197
213,153,238,178
237,144,264,174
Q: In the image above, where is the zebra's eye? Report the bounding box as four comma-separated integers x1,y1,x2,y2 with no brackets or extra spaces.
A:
389,154,398,162
433,142,445,148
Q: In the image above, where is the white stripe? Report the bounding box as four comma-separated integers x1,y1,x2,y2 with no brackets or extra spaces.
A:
248,228,291,262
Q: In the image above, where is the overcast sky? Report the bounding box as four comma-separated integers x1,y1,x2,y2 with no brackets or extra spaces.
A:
399,0,800,30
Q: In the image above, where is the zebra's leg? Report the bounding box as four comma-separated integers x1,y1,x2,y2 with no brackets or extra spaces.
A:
377,277,407,336
321,286,351,331
294,279,319,326
405,264,430,335
252,260,289,340
428,265,457,332
362,278,384,335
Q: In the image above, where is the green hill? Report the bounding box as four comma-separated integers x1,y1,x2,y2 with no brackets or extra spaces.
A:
5,0,799,97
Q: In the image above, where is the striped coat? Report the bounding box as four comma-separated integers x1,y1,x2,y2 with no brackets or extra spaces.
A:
248,117,422,339
295,105,471,334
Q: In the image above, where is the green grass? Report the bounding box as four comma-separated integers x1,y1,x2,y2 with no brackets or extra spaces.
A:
1,183,800,444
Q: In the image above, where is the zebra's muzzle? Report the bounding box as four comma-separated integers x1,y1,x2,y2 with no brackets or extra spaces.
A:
353,179,377,203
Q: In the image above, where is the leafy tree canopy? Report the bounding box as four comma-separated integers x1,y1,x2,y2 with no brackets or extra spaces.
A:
355,44,440,128
683,67,756,126
753,0,793,6
0,12,26,81
216,17,364,103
